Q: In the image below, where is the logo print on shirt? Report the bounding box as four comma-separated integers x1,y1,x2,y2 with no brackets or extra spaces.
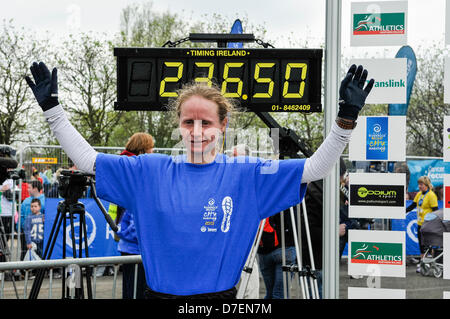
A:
221,196,233,233
201,198,218,232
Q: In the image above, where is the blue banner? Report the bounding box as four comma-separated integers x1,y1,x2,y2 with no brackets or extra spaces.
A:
366,116,388,160
227,19,243,48
43,198,119,259
407,159,450,192
392,200,444,256
388,45,417,116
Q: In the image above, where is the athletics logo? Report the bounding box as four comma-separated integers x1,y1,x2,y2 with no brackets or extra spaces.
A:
353,13,405,35
351,241,403,265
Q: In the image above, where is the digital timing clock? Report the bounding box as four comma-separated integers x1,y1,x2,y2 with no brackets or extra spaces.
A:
114,47,323,112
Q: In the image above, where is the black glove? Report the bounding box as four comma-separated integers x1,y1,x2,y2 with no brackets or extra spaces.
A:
25,62,59,111
338,64,374,121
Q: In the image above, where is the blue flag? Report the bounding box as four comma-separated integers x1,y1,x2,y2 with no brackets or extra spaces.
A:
227,19,243,48
388,46,417,116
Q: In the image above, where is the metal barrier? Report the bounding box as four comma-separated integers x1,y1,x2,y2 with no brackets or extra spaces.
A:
0,255,142,299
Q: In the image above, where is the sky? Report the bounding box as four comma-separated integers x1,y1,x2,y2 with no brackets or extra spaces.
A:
0,0,447,57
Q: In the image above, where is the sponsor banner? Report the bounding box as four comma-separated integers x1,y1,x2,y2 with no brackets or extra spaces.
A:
32,157,58,164
388,46,417,116
445,116,450,162
366,116,388,160
407,159,450,192
348,229,406,277
349,116,406,162
445,175,450,220
391,204,421,256
43,198,120,259
351,1,407,47
349,58,406,104
348,287,405,299
349,173,406,219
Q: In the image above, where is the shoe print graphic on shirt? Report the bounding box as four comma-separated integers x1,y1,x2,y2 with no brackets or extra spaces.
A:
221,196,233,233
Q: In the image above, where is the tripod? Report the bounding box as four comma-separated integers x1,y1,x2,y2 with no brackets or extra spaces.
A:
236,200,320,299
0,214,19,298
28,170,117,299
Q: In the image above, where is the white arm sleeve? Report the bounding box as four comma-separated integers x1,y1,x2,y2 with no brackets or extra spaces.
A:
43,105,97,174
301,121,352,183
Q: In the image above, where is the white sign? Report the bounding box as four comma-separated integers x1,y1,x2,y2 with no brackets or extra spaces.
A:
351,1,408,47
444,116,450,162
348,230,406,278
446,0,450,45
348,287,405,299
349,58,406,104
444,233,450,279
349,173,406,219
349,116,406,162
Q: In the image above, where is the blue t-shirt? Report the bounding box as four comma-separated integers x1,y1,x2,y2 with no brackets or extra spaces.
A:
24,213,44,245
96,153,307,295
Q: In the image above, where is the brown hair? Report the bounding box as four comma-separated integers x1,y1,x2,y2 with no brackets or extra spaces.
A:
418,176,433,190
168,82,236,123
31,198,41,206
125,132,155,155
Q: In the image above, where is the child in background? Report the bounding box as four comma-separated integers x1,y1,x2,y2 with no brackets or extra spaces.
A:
24,198,44,258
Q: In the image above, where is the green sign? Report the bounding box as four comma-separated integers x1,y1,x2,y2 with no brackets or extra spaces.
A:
351,241,403,265
353,13,405,35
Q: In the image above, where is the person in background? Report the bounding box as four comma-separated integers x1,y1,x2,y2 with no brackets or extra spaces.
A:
19,180,45,261
24,198,44,259
0,178,14,263
31,170,43,185
406,176,439,273
113,132,154,299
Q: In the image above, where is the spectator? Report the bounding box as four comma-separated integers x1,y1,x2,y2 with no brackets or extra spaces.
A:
24,198,44,259
19,181,45,260
406,176,439,273
0,178,14,262
113,132,154,299
31,170,43,185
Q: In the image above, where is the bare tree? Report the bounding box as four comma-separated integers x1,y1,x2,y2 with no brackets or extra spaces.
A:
406,43,450,157
55,33,122,146
0,20,50,145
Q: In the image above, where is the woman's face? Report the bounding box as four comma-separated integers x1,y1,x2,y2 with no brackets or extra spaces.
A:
418,182,428,192
179,95,227,162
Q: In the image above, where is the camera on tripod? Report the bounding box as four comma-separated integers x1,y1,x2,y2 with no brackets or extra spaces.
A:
0,145,21,184
56,169,118,232
57,170,93,204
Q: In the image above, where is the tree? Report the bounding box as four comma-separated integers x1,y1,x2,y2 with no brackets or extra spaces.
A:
405,43,449,157
55,33,122,146
0,20,50,145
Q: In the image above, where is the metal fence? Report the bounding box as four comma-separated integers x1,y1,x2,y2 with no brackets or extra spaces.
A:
0,255,142,299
